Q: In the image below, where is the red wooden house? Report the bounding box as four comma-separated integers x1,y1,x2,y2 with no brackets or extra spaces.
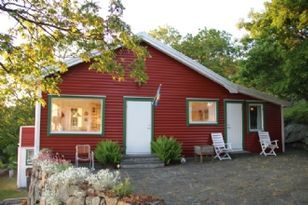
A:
29,33,289,161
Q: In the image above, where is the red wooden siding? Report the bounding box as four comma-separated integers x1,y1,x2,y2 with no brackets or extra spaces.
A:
21,127,35,147
40,45,282,160
243,103,282,153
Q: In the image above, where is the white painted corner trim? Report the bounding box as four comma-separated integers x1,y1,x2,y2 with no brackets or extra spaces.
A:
281,106,285,152
34,90,42,155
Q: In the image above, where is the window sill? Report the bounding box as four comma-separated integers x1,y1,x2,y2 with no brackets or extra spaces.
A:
188,122,219,126
249,129,263,133
48,132,103,136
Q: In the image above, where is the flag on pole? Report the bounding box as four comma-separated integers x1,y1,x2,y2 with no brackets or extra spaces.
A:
153,84,162,107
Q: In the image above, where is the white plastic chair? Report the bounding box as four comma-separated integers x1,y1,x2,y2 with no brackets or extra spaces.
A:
211,133,232,160
75,144,95,170
258,131,279,156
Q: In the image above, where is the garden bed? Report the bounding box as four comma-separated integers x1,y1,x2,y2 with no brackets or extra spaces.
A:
27,150,165,205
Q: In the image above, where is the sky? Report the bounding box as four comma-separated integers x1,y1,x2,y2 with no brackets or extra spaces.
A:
0,0,268,39
120,0,268,39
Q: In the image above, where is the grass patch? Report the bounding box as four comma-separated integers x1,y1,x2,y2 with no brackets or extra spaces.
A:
0,174,27,200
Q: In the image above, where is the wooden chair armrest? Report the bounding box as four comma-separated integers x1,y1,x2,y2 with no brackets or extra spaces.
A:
271,140,279,145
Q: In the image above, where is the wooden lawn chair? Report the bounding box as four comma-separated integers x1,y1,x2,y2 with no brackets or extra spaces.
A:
258,131,279,156
211,133,232,160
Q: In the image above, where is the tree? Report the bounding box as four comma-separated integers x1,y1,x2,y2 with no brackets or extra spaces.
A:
237,0,308,101
176,28,240,78
148,25,182,46
149,27,240,78
0,98,34,165
0,0,148,104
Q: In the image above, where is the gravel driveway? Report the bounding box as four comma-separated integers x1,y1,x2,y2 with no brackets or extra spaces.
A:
121,148,308,205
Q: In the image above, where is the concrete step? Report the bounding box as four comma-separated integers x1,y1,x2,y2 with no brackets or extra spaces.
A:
121,162,164,169
121,154,164,169
123,155,161,163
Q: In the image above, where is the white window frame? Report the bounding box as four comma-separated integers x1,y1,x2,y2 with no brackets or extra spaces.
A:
248,103,264,132
26,149,34,165
48,95,105,136
187,99,218,125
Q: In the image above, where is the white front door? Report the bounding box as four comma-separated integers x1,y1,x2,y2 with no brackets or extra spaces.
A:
226,102,243,151
125,99,152,155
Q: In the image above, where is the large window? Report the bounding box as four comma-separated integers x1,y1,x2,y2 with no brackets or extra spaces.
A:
249,104,264,131
48,96,105,135
187,99,218,125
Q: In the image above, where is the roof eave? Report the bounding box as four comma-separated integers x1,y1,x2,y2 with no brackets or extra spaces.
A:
237,85,291,107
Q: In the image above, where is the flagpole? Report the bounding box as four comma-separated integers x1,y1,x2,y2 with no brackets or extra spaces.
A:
153,84,162,107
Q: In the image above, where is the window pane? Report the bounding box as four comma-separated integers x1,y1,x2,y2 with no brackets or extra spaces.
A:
51,98,102,133
189,101,217,123
250,105,262,130
26,149,34,165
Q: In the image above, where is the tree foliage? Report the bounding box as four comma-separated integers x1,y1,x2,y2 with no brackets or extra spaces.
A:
237,0,308,101
176,28,241,78
148,25,182,46
0,98,35,165
149,26,240,78
284,100,308,124
0,0,148,103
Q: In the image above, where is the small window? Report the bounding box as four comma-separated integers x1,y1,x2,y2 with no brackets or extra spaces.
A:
26,149,34,165
249,104,264,131
48,95,105,135
187,99,218,125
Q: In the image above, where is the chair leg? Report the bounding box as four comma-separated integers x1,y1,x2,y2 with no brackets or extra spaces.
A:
220,152,231,160
91,152,95,171
269,148,277,156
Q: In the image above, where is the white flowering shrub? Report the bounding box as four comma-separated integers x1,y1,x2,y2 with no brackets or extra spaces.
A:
43,189,61,205
33,149,131,203
86,169,121,191
33,149,71,175
47,167,90,186
44,167,91,203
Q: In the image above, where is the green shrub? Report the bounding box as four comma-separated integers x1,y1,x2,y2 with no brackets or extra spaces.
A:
151,136,182,165
95,140,122,165
284,100,308,124
112,178,132,197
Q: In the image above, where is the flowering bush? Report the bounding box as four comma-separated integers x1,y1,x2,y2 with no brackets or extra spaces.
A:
34,148,132,204
86,169,121,191
33,149,71,174
47,167,90,187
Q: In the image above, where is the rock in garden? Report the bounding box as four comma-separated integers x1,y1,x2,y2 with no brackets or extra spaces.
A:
285,123,308,144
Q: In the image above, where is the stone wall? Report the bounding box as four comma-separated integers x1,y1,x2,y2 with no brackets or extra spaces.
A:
27,165,165,205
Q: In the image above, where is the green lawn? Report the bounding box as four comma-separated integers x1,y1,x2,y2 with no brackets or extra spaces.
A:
0,174,27,201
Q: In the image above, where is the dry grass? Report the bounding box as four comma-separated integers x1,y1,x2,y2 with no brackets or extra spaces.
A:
0,174,27,200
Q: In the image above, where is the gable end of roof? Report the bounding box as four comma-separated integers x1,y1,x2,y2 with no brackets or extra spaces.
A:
138,32,290,107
